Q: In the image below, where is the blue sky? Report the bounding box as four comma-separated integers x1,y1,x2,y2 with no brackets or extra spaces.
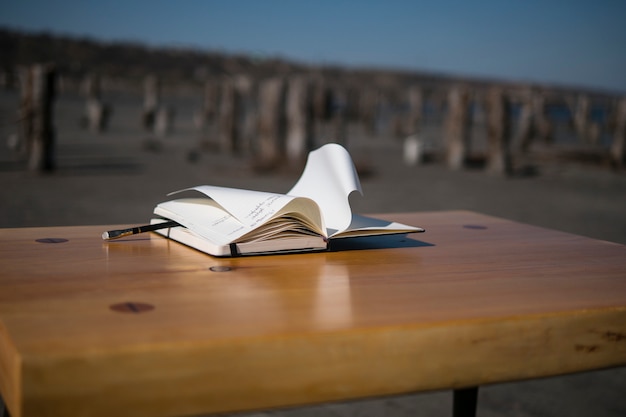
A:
1,0,625,93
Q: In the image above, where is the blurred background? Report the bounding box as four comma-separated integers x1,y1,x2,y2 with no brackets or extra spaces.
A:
1,1,625,416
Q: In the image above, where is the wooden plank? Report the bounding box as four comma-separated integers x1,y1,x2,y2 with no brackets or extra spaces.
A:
1,211,625,417
0,320,20,417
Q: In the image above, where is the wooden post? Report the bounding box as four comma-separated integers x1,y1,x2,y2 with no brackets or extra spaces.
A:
610,97,626,169
403,135,424,166
16,66,34,158
142,74,160,131
82,74,110,132
331,88,348,147
402,86,425,166
515,90,534,152
235,75,255,155
533,91,552,144
20,63,57,172
344,86,360,123
286,76,315,164
517,89,552,152
572,94,600,145
406,85,423,136
358,88,379,137
484,87,512,175
573,94,589,143
200,79,218,128
193,79,220,149
385,89,405,139
312,78,333,122
154,107,175,138
217,77,242,153
444,86,471,170
256,77,287,165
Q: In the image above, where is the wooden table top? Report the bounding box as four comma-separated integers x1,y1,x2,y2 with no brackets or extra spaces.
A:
1,210,625,417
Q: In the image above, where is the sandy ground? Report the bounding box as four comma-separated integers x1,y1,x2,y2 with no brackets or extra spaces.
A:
1,90,625,416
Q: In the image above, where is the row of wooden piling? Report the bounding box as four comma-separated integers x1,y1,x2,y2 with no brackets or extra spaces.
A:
12,63,626,173
191,75,358,168
442,85,626,173
185,74,626,174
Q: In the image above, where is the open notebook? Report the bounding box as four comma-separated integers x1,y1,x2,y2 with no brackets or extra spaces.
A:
151,143,424,256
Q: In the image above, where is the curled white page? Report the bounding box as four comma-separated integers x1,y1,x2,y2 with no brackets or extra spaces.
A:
170,185,295,229
287,143,362,235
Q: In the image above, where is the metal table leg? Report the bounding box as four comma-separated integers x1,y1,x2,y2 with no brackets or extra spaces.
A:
453,387,479,417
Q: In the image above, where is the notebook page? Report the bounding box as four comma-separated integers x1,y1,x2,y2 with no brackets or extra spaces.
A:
287,143,362,235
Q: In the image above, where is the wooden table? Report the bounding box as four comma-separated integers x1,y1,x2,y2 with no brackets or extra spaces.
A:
1,210,625,417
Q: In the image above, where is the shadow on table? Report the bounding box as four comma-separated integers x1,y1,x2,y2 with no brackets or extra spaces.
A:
328,234,434,252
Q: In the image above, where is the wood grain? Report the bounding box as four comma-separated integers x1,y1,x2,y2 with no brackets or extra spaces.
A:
1,211,625,417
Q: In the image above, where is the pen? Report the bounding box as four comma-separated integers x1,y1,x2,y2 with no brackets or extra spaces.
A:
102,220,181,240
